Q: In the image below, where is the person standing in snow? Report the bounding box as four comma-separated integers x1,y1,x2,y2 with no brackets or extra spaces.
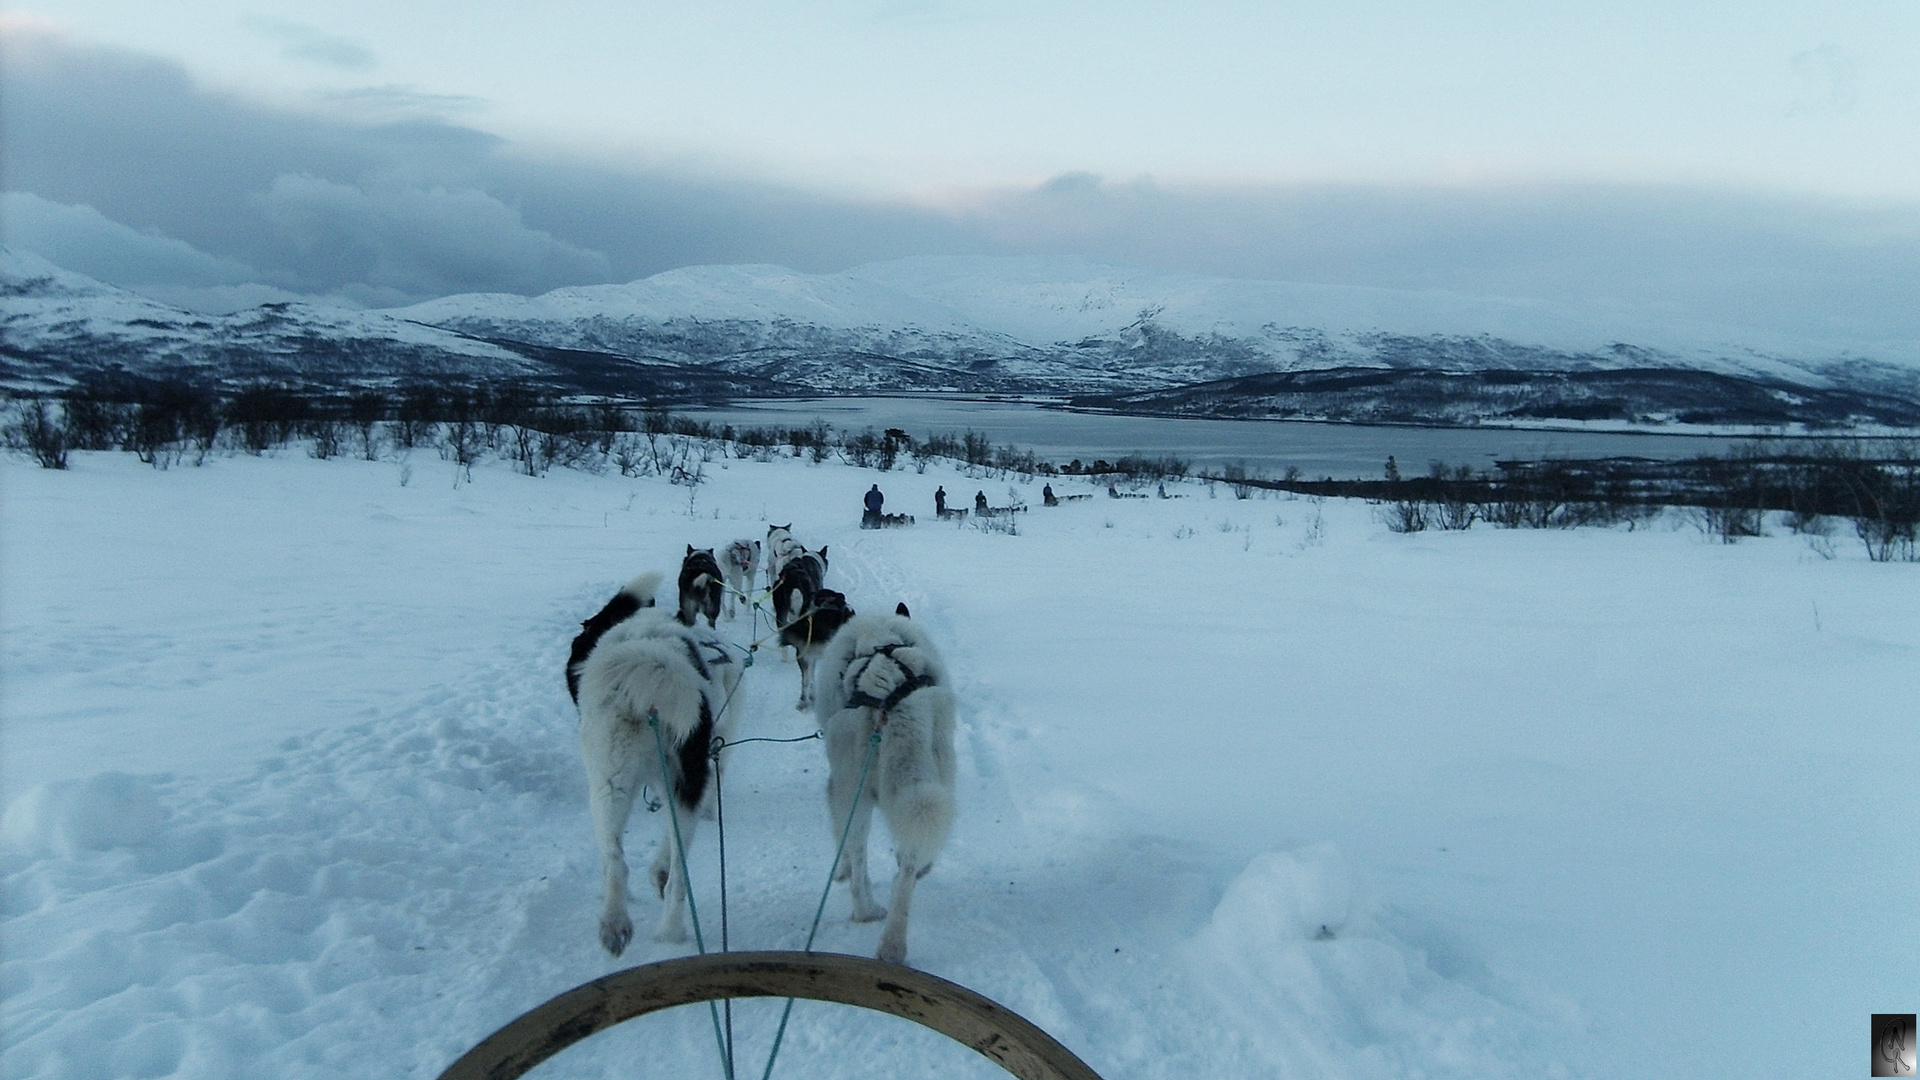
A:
974,490,989,515
863,483,885,528
1042,483,1058,506
934,486,947,517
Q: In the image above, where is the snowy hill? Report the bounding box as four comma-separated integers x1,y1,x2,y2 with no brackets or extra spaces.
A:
7,247,1920,426
396,253,1920,390
0,249,548,391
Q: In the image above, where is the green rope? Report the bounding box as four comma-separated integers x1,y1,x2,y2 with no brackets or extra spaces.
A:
715,732,821,750
713,737,735,1080
758,724,883,1080
648,710,735,1080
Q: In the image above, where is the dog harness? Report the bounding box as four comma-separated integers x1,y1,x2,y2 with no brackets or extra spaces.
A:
679,637,732,681
843,642,937,716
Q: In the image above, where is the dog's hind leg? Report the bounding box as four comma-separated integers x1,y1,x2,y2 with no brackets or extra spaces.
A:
826,738,886,921
649,834,672,897
795,653,814,711
877,860,920,965
652,811,697,944
585,735,644,957
875,781,955,966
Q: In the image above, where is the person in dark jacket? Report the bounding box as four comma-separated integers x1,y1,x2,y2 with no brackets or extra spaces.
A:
974,490,989,515
934,486,947,516
1042,483,1058,507
863,483,885,528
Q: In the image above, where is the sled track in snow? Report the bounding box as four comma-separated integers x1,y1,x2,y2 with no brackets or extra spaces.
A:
438,951,1104,1080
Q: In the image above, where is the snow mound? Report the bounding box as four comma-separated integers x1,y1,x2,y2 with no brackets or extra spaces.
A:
3,773,174,857
1190,844,1575,1080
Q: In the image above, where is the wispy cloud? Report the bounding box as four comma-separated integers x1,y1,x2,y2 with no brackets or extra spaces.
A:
240,15,375,71
1788,44,1860,115
319,84,489,119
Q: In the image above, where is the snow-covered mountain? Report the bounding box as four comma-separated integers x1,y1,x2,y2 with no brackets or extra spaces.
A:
7,248,1919,426
0,249,542,390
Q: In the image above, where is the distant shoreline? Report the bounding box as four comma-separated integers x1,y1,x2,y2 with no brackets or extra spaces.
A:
684,392,1920,442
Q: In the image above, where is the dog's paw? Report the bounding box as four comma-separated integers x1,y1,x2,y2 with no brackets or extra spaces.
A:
852,901,888,923
600,913,633,957
875,937,907,966
653,919,690,944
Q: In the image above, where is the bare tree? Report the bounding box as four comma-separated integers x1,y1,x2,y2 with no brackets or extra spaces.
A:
7,400,69,469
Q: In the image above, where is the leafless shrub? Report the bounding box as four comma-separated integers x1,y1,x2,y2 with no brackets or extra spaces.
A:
6,400,69,469
1221,461,1259,499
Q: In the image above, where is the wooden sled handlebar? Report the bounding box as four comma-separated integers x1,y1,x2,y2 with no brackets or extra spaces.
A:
438,950,1106,1080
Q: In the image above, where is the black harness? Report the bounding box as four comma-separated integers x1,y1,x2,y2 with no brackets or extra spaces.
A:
843,642,937,715
680,636,733,682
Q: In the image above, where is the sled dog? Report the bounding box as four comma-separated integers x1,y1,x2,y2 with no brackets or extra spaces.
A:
772,547,844,708
765,524,805,590
567,572,660,703
677,547,723,629
574,586,742,955
720,539,759,619
813,603,956,966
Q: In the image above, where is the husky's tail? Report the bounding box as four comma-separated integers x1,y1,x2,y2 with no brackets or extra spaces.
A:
624,571,664,605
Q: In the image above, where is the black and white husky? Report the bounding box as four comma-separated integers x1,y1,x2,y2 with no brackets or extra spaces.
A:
568,572,661,704
720,539,759,619
772,547,847,709
813,603,956,966
571,574,742,955
765,524,804,591
677,546,723,629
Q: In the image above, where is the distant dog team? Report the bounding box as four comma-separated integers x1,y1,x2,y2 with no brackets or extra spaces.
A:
566,524,956,967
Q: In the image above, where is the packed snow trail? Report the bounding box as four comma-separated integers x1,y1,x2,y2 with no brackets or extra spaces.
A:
3,450,1914,1079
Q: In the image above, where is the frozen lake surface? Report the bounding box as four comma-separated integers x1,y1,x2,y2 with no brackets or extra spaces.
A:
682,396,1796,479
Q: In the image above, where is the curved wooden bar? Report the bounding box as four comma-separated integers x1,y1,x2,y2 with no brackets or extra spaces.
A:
438,950,1105,1080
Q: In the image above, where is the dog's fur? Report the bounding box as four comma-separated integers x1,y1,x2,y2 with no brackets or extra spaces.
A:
813,607,955,966
765,524,805,591
720,540,759,619
772,548,846,709
575,592,743,955
677,546,723,629
568,572,661,703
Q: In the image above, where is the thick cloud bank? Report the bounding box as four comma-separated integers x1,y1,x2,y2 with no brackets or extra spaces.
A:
3,25,1916,352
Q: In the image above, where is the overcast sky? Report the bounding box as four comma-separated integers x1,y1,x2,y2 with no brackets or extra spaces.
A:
1,4,1916,346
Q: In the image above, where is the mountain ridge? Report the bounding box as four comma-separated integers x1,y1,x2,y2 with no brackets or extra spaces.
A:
6,248,1918,428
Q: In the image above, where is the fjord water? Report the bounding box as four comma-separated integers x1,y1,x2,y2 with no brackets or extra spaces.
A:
683,396,1778,478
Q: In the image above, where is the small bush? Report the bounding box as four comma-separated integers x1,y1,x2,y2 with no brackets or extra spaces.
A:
7,400,70,469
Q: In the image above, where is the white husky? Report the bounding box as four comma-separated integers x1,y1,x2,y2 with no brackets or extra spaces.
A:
575,579,743,955
720,539,759,619
765,524,804,590
812,604,956,966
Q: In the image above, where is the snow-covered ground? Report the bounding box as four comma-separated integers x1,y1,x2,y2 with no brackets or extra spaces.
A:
3,446,1914,1080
